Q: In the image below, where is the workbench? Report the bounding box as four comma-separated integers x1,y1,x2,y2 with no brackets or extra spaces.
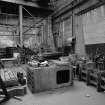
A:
27,63,73,93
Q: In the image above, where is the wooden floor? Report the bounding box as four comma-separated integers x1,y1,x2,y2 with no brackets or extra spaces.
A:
1,65,105,105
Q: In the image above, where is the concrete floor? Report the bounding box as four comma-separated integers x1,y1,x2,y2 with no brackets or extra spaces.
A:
1,66,105,105
0,80,105,105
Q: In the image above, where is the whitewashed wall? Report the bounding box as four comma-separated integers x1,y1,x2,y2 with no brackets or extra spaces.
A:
82,5,105,45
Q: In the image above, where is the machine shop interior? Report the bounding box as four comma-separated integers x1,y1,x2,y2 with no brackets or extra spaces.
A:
0,0,105,105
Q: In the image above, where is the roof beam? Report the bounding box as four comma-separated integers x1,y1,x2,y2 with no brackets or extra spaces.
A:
1,0,51,10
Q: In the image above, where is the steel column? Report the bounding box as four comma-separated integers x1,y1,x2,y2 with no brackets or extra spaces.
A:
19,5,23,46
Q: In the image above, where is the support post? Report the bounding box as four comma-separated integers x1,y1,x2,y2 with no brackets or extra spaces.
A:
19,5,23,46
72,8,74,53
